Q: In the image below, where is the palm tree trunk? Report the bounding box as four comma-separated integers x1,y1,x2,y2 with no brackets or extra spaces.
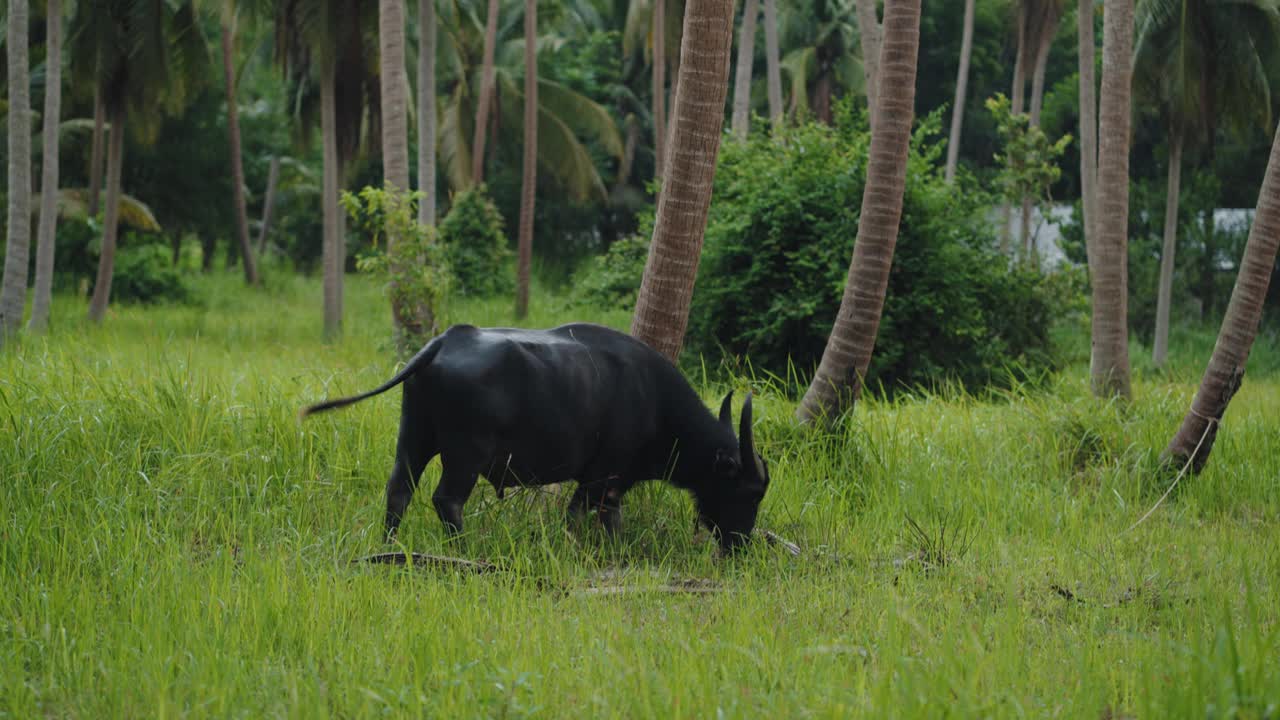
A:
797,0,922,423
1153,130,1183,367
418,0,437,226
944,0,975,183
515,0,537,319
854,0,881,116
256,156,280,257
630,0,736,361
322,61,343,340
88,88,104,217
1090,0,1133,399
1,0,33,342
653,0,666,181
29,0,62,332
1020,12,1057,261
221,18,260,286
731,0,758,140
87,106,125,324
763,0,782,127
1164,122,1280,472
1000,6,1028,255
382,0,432,345
471,0,500,185
1078,0,1098,271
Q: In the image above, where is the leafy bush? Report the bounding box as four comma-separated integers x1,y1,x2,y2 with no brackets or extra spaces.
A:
437,185,513,297
682,103,1069,393
108,234,192,305
345,184,451,352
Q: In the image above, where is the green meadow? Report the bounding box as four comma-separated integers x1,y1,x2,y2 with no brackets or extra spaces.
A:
2,274,1278,718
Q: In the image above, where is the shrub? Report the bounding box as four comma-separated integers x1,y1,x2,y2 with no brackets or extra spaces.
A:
108,234,192,304
344,184,451,353
570,226,652,310
437,185,513,297
683,103,1069,394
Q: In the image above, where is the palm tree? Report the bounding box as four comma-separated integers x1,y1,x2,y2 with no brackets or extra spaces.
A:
854,0,880,114
220,5,260,286
1,0,32,343
944,0,976,183
1134,0,1279,367
419,0,438,226
763,0,782,126
273,0,380,340
29,0,64,332
1090,0,1134,399
731,0,759,139
471,0,500,184
382,0,438,343
780,0,862,124
515,0,537,318
796,0,922,422
435,1,623,202
1164,122,1280,471
630,0,736,361
1078,0,1098,270
69,0,207,324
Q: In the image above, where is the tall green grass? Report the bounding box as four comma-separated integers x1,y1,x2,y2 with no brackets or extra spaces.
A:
2,274,1278,717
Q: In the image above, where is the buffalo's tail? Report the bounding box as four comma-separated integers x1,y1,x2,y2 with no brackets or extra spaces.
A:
299,338,443,419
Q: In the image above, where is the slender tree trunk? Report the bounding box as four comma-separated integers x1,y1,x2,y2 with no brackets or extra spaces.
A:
29,0,62,332
1000,6,1028,255
256,156,280,257
87,107,125,324
731,0,758,140
813,73,834,125
1020,12,1057,261
797,0,922,423
614,115,639,193
1200,209,1216,320
322,62,343,340
1164,122,1280,471
630,0,736,361
1,0,33,342
418,0,437,226
653,0,666,182
471,0,500,185
763,0,782,127
1090,0,1133,399
515,0,537,319
88,87,104,217
221,18,259,286
1152,131,1183,367
854,0,881,116
1078,0,1098,271
944,0,975,183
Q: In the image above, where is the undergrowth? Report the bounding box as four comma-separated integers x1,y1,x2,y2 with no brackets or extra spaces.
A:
1,274,1278,717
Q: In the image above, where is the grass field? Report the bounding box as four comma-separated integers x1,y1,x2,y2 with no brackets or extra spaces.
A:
3,273,1279,718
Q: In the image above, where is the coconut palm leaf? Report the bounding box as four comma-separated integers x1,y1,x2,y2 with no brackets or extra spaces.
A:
34,188,163,232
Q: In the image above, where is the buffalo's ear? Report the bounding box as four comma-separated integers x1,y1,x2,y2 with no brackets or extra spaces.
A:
714,448,739,475
718,391,734,429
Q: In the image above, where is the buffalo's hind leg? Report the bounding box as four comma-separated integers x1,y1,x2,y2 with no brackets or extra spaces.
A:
431,441,488,535
566,479,625,535
384,386,438,541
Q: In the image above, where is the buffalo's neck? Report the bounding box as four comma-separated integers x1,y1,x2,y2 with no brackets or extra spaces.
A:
662,400,732,492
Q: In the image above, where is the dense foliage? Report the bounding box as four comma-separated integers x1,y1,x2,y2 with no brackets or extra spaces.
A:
436,186,513,297
685,106,1068,393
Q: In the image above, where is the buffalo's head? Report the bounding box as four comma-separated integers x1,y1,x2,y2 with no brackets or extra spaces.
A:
696,391,771,554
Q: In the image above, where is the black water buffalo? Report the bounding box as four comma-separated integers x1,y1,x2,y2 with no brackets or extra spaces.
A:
301,323,770,552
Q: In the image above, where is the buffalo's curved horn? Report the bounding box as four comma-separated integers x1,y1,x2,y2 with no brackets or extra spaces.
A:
719,391,734,429
738,393,755,466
